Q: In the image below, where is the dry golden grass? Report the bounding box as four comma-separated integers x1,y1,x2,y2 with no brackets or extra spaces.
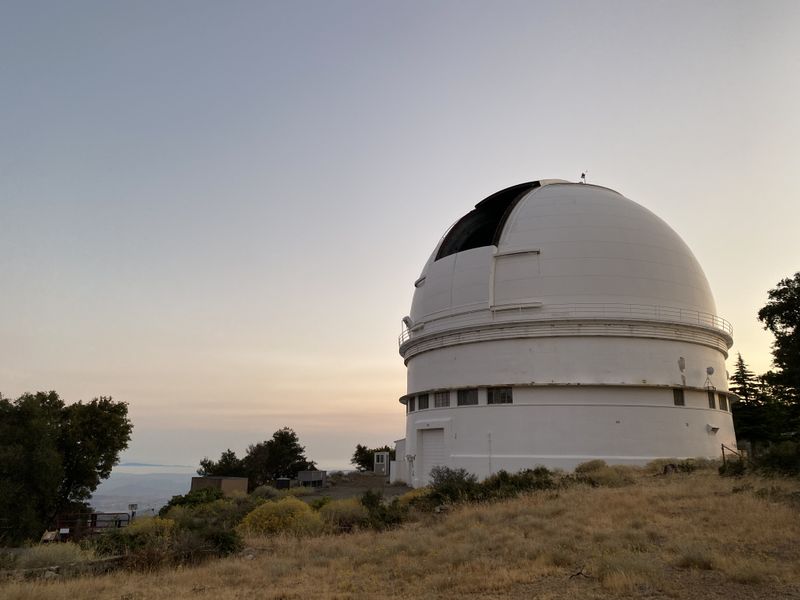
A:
3,471,800,599
13,543,95,570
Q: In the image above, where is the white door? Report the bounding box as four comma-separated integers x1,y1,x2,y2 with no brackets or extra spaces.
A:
419,428,446,485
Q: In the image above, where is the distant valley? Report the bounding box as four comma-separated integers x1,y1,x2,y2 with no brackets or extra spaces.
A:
90,468,195,515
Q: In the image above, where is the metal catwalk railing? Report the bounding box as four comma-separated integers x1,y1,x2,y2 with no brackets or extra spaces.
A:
399,303,732,346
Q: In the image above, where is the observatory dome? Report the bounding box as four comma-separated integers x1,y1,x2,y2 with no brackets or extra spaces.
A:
391,180,736,488
407,181,721,342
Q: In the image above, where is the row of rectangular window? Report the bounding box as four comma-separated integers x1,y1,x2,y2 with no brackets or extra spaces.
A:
673,389,729,411
407,387,513,412
410,388,730,413
707,391,729,411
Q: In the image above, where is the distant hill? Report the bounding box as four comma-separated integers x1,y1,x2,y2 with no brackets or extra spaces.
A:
91,471,193,514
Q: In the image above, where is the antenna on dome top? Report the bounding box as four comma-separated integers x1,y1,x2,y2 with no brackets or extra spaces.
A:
579,171,588,184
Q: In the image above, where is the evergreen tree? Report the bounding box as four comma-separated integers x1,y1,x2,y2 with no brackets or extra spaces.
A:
729,353,760,403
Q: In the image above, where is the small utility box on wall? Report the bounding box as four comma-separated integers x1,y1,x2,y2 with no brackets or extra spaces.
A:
374,451,390,475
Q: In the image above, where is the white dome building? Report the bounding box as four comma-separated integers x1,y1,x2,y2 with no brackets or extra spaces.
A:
391,180,736,487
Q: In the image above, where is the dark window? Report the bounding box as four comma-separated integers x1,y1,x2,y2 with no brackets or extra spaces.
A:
488,387,513,404
434,391,450,408
418,394,429,410
457,389,479,406
435,182,540,260
408,397,415,412
673,389,685,406
719,394,728,411
707,391,716,409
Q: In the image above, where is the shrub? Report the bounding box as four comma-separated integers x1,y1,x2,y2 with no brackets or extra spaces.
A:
319,498,369,532
309,496,332,510
575,459,607,473
171,528,241,563
646,457,719,475
480,468,554,499
428,466,480,504
594,553,661,592
753,441,800,475
95,501,250,568
683,457,719,471
166,495,263,531
674,544,715,570
360,490,407,530
0,550,17,570
398,486,432,507
16,542,94,569
94,517,175,555
161,497,253,558
92,517,177,570
719,459,746,477
251,485,280,500
279,486,314,498
574,463,638,487
418,466,557,509
158,487,225,517
645,458,681,474
237,496,323,537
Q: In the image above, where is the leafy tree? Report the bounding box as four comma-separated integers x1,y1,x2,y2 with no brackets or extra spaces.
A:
758,272,800,402
258,427,315,480
350,444,395,472
197,428,314,490
0,391,132,544
729,353,760,404
242,441,271,489
197,449,247,479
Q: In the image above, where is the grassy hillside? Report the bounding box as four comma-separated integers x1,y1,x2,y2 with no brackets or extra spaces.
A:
3,470,800,599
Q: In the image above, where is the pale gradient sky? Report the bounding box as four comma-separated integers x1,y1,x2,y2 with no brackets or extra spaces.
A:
1,1,798,469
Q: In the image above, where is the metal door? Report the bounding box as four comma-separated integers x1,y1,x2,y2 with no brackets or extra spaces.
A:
419,428,445,485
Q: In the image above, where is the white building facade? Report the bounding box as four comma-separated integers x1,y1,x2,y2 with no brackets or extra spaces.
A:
391,181,736,487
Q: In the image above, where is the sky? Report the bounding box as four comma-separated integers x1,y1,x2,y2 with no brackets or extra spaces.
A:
1,1,798,470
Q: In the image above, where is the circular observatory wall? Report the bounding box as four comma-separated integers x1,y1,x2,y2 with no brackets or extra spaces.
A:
390,180,736,488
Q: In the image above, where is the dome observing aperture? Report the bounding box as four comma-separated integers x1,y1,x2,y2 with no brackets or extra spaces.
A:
390,180,736,487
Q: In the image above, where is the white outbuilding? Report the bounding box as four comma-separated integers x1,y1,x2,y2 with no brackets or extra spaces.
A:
390,180,736,487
